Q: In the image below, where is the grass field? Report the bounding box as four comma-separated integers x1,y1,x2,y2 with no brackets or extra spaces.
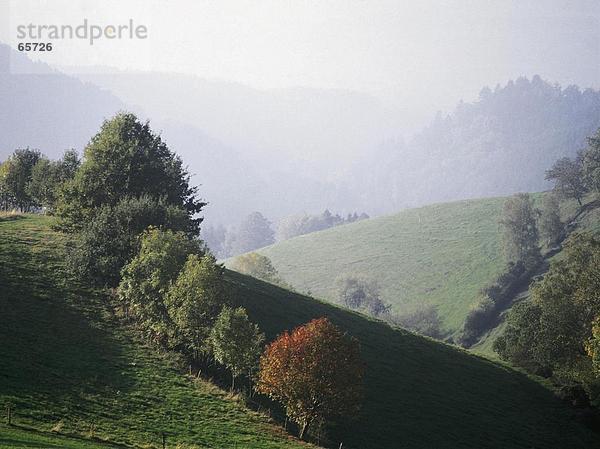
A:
235,197,509,335
2,214,600,448
0,424,122,449
0,214,308,449
236,194,599,338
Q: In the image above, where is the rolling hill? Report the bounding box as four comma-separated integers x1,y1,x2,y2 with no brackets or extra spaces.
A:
236,193,600,344
2,214,600,448
236,196,510,335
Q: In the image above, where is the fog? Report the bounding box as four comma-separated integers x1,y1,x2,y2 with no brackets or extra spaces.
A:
1,0,600,231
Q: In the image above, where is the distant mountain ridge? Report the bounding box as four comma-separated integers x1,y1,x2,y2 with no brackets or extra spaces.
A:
348,76,600,214
0,43,124,159
3,47,600,226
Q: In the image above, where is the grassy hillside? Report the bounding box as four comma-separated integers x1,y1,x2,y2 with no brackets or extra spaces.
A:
3,214,600,449
228,270,599,449
0,424,122,449
0,214,308,449
237,197,509,334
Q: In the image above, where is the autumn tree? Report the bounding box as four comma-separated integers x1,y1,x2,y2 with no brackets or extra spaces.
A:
209,306,265,390
256,318,364,440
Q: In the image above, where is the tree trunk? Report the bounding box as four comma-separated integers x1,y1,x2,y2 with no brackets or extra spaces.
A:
231,373,235,391
299,419,311,440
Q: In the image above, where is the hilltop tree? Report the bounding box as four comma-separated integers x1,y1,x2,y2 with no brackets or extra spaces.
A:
118,227,202,344
165,253,228,359
257,318,364,440
538,194,563,247
545,153,587,206
209,306,265,390
499,193,541,264
56,112,205,233
226,212,274,255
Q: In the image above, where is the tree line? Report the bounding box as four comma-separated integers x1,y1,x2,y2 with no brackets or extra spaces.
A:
450,127,600,412
1,112,364,443
0,148,80,212
457,128,600,349
203,209,369,259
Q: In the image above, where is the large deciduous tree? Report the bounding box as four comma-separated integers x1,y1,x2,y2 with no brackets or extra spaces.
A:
545,153,587,206
56,112,204,233
256,318,364,440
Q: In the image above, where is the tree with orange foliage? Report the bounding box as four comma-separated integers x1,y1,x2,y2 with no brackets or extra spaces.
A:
256,317,364,440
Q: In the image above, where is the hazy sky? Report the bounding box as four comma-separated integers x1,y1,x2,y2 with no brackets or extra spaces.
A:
2,0,599,106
